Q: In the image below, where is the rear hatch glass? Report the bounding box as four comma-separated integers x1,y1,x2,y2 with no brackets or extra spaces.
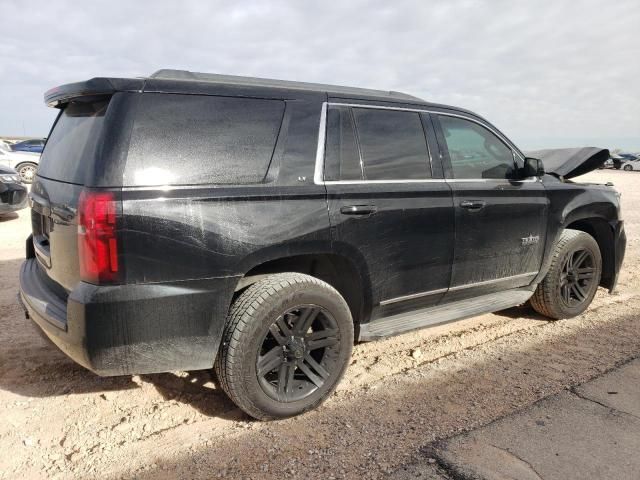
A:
31,98,111,292
38,99,109,185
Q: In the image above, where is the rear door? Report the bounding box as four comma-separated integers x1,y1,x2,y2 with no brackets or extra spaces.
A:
321,103,454,320
432,112,548,301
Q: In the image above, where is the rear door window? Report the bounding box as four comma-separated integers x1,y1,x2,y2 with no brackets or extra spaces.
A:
37,99,110,184
324,105,362,181
125,94,285,186
352,108,431,180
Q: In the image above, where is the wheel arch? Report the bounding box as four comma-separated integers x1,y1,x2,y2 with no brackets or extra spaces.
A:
14,160,38,169
236,251,373,336
565,217,616,290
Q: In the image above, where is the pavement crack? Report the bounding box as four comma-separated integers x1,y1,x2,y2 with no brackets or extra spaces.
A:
570,388,640,421
487,443,545,480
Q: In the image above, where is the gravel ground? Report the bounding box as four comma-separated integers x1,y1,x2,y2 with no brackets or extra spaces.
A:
0,170,638,480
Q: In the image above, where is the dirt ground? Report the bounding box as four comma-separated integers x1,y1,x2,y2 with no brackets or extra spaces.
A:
0,170,638,480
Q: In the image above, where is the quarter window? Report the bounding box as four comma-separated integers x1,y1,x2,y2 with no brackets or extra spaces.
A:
125,94,285,185
438,115,515,179
352,108,431,180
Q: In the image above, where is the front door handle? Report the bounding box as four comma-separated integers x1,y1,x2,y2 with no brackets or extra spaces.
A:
340,205,378,216
460,200,486,210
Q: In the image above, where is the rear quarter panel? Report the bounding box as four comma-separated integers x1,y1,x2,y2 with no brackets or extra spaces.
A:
119,96,330,284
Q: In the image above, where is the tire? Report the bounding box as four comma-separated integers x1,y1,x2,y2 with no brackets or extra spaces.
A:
623,164,633,171
215,273,354,420
530,229,602,319
16,162,38,183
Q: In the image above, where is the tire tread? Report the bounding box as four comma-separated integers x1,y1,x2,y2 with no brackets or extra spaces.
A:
530,229,600,319
215,272,351,420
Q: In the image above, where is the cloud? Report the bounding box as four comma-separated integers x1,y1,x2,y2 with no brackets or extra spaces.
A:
1,0,638,149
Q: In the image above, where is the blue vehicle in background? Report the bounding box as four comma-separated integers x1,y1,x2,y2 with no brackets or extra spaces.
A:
10,138,46,153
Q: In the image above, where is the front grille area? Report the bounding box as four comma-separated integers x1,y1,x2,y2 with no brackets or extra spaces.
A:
12,189,27,205
0,189,27,205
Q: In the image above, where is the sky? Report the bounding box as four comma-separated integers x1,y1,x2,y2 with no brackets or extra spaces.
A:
1,0,638,151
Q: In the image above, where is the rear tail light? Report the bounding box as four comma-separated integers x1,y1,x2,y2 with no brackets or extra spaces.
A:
77,189,119,284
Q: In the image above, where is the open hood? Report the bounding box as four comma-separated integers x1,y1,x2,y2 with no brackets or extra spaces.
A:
524,147,609,179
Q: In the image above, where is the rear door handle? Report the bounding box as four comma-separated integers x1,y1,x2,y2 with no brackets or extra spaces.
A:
340,205,378,216
460,200,486,210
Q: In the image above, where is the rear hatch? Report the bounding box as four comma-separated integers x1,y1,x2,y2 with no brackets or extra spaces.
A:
30,97,113,292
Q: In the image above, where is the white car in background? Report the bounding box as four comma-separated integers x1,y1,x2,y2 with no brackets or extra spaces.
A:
621,159,640,171
0,146,40,183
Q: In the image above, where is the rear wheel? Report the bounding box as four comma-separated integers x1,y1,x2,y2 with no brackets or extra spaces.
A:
16,162,37,183
215,273,353,420
530,229,601,319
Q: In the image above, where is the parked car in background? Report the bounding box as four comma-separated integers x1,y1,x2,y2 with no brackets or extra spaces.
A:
0,165,27,216
599,158,613,169
0,149,40,183
11,138,46,154
621,159,640,171
618,153,639,161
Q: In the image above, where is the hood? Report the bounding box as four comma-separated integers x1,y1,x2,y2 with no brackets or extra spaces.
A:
524,147,609,179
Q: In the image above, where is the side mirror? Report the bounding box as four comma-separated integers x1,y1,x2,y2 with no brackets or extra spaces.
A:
521,157,545,178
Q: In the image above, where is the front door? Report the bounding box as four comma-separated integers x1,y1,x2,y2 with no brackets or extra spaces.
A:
321,103,454,320
433,112,548,301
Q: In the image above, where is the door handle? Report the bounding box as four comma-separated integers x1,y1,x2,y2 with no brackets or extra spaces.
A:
460,200,486,210
340,205,378,216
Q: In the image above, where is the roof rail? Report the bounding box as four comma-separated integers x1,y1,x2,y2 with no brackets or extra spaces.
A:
149,69,425,103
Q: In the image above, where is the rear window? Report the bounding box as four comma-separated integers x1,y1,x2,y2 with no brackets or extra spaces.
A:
38,99,109,184
124,94,285,186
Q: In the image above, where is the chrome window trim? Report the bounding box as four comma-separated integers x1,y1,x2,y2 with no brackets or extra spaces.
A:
325,179,446,185
349,106,366,179
313,101,328,185
379,271,538,306
314,101,532,185
323,177,538,186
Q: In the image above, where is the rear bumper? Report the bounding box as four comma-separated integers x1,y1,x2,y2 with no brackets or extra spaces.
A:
19,258,238,376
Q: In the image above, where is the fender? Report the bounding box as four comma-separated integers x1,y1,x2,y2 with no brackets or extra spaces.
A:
532,177,621,288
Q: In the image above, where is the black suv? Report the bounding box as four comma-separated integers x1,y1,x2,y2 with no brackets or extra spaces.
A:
19,70,625,420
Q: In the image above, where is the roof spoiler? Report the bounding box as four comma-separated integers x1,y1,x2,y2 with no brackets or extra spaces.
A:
44,77,144,108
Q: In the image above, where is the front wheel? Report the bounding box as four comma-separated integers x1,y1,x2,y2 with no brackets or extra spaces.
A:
215,273,354,420
623,164,633,171
530,229,602,319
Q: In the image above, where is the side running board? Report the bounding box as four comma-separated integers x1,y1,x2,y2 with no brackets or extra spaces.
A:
358,288,533,341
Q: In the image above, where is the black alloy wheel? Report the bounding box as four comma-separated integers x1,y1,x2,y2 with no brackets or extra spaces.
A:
559,248,596,308
215,273,353,420
530,229,602,319
256,305,341,402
